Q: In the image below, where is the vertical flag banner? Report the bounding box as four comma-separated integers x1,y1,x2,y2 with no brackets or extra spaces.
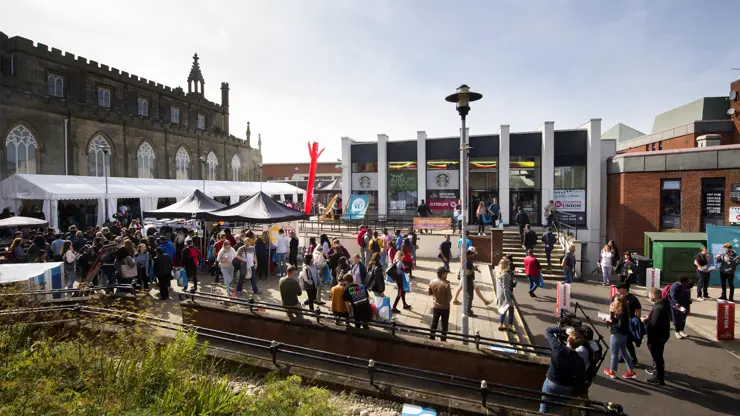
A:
556,282,571,315
716,301,735,341
645,268,661,297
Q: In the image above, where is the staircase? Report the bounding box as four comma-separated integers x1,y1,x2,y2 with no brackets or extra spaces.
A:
501,227,565,280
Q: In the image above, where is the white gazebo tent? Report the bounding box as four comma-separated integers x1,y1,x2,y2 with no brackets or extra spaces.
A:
0,174,305,230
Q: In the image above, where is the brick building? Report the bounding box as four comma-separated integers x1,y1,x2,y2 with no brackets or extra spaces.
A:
606,79,740,252
0,30,262,182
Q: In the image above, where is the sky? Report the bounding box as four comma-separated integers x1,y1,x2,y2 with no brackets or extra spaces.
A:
3,0,739,163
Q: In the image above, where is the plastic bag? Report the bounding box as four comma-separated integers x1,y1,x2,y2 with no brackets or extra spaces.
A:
374,296,392,321
538,273,545,288
178,269,188,287
402,272,411,293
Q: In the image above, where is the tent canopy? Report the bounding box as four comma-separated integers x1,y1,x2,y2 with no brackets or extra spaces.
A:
0,216,48,229
0,174,305,200
143,189,226,219
315,179,343,193
0,262,62,284
201,191,309,223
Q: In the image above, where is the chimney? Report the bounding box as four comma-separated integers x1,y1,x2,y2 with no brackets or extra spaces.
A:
696,134,721,148
221,82,230,135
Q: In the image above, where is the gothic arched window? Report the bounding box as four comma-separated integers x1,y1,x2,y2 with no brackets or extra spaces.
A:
175,146,190,180
5,125,37,175
137,142,156,178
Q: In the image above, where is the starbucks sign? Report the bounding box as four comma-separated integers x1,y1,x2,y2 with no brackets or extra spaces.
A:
351,172,378,191
427,170,460,190
388,171,417,191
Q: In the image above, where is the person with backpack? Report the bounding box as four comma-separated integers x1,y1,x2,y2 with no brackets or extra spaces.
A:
716,242,739,301
573,326,602,397
388,251,411,313
300,255,320,311
643,287,671,385
611,282,642,365
366,230,382,267
603,294,638,380
180,238,200,293
356,225,369,265
539,326,587,414
561,245,577,284
541,227,556,268
515,206,529,246
365,253,385,298
669,275,692,339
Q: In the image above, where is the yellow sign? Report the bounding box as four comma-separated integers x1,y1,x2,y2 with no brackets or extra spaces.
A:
413,217,451,230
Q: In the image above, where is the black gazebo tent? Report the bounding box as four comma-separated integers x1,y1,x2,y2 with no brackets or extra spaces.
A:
315,179,342,193
142,189,226,219
201,191,309,223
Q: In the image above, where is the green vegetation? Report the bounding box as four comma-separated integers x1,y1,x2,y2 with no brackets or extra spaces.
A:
0,323,341,416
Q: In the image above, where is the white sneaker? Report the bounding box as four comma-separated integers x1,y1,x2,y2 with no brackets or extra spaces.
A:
675,331,683,339
679,331,688,338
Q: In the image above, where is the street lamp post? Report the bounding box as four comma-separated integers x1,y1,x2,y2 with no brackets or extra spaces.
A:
97,145,111,223
199,156,206,194
445,84,483,342
258,163,263,192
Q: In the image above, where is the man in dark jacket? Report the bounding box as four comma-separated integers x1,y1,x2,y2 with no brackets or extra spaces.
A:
523,224,537,257
540,326,587,413
515,206,529,246
541,227,556,267
669,275,692,339
153,247,173,300
643,287,671,385
716,243,739,301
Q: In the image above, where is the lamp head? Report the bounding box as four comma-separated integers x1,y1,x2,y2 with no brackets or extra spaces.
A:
445,84,482,118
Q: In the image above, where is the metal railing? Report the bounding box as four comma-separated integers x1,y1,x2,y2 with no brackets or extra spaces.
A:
299,215,403,235
0,304,628,415
179,291,552,356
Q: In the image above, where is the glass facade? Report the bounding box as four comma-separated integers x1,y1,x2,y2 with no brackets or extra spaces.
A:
388,162,417,215
660,179,681,230
351,162,378,173
554,166,586,189
509,156,541,224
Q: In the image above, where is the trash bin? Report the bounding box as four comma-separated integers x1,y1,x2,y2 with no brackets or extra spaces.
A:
631,254,653,286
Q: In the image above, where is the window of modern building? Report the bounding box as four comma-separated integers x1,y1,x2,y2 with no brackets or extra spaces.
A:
658,141,663,151
651,143,656,151
231,154,241,181
47,74,64,97
171,106,180,124
197,114,205,130
206,151,218,180
175,146,190,180
136,142,156,178
388,162,417,215
510,156,541,225
351,162,378,172
137,98,149,116
554,166,586,189
645,144,649,151
97,87,111,108
88,135,111,177
5,125,37,175
660,179,681,230
701,177,725,232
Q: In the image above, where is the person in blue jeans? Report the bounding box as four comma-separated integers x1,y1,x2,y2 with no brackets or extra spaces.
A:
488,198,501,228
438,235,452,272
275,229,289,276
562,245,576,284
539,326,586,413
541,227,556,267
603,294,637,380
494,257,515,332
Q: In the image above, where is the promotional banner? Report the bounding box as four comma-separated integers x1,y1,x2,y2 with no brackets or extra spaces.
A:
426,170,460,190
261,221,299,244
555,211,586,227
730,206,740,225
388,171,417,191
342,194,371,220
706,225,740,286
427,190,459,212
717,301,735,341
351,172,378,191
552,190,586,213
413,217,451,230
645,268,661,297
556,282,571,315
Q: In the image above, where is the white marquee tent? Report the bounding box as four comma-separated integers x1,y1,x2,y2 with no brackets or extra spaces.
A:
0,174,305,230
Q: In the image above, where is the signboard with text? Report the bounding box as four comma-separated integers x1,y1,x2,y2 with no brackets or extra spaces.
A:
388,171,417,191
553,190,586,212
717,301,735,341
730,184,740,202
555,211,586,227
342,194,371,220
413,217,451,230
426,170,460,190
427,190,459,212
730,206,740,225
556,282,571,315
351,172,378,191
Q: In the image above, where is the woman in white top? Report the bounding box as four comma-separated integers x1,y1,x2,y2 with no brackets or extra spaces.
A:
313,246,328,305
300,255,321,311
599,244,615,286
217,240,247,297
62,240,79,289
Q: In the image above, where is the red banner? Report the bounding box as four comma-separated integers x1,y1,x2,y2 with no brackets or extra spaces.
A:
717,301,735,341
610,285,617,300
427,199,456,212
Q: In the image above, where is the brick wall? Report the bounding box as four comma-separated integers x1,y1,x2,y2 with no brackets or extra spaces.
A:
620,132,736,154
732,79,740,143
607,169,740,252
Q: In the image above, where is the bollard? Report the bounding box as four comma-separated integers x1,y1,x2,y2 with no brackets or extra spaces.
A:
270,340,280,365
480,380,488,407
368,359,376,386
248,298,255,313
475,330,481,349
315,306,321,324
391,320,396,336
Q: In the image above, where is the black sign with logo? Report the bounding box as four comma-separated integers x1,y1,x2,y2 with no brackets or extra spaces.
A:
703,192,724,217
731,184,740,202
555,211,587,227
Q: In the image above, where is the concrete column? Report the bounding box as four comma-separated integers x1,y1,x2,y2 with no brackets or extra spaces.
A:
377,134,389,216
498,125,510,225
539,121,555,225
580,118,602,269
340,136,352,210
417,131,427,205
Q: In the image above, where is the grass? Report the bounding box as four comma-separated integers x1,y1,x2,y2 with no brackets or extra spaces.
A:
0,321,342,416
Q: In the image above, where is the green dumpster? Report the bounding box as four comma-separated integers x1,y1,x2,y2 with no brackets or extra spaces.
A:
651,241,705,283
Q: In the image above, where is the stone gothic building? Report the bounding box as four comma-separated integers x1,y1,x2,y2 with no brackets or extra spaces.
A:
0,31,262,182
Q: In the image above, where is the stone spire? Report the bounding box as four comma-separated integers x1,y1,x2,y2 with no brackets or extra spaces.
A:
187,53,205,94
246,121,251,147
258,133,262,151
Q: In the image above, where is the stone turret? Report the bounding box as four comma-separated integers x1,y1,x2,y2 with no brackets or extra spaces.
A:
246,121,251,147
187,53,205,94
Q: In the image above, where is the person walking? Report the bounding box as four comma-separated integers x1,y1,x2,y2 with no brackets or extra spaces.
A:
716,243,739,301
694,247,711,300
494,257,516,332
62,240,79,290
342,273,373,329
356,225,369,266
452,247,491,316
428,266,452,341
275,229,289,277
236,238,260,296
217,240,246,297
135,243,151,291
152,247,173,300
541,227,556,268
312,246,328,305
330,273,349,325
416,199,434,234
476,201,488,235
515,206,529,246
611,282,642,365
544,200,556,228
279,265,303,320
669,275,692,339
366,231,382,267
603,294,638,380
562,245,576,284
288,231,299,267
523,224,537,257
524,249,542,298
488,198,501,228
539,326,587,414
438,234,452,272
599,244,615,286
180,238,200,293
365,253,385,299
300,255,319,311
389,251,411,313
643,287,671,385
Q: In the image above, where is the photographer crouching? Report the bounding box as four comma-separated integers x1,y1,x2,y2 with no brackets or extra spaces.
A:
540,326,587,413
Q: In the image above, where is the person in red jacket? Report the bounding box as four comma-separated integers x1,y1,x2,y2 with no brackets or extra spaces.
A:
524,249,542,298
357,225,368,265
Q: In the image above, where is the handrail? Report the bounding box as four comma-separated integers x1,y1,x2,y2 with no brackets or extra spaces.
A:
0,284,135,298
179,291,553,355
0,304,628,415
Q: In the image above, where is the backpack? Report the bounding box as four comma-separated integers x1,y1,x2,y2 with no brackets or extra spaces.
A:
661,284,672,301
628,316,647,347
188,247,200,267
370,238,381,253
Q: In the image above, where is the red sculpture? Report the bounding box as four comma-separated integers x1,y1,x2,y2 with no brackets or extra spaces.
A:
305,142,324,215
